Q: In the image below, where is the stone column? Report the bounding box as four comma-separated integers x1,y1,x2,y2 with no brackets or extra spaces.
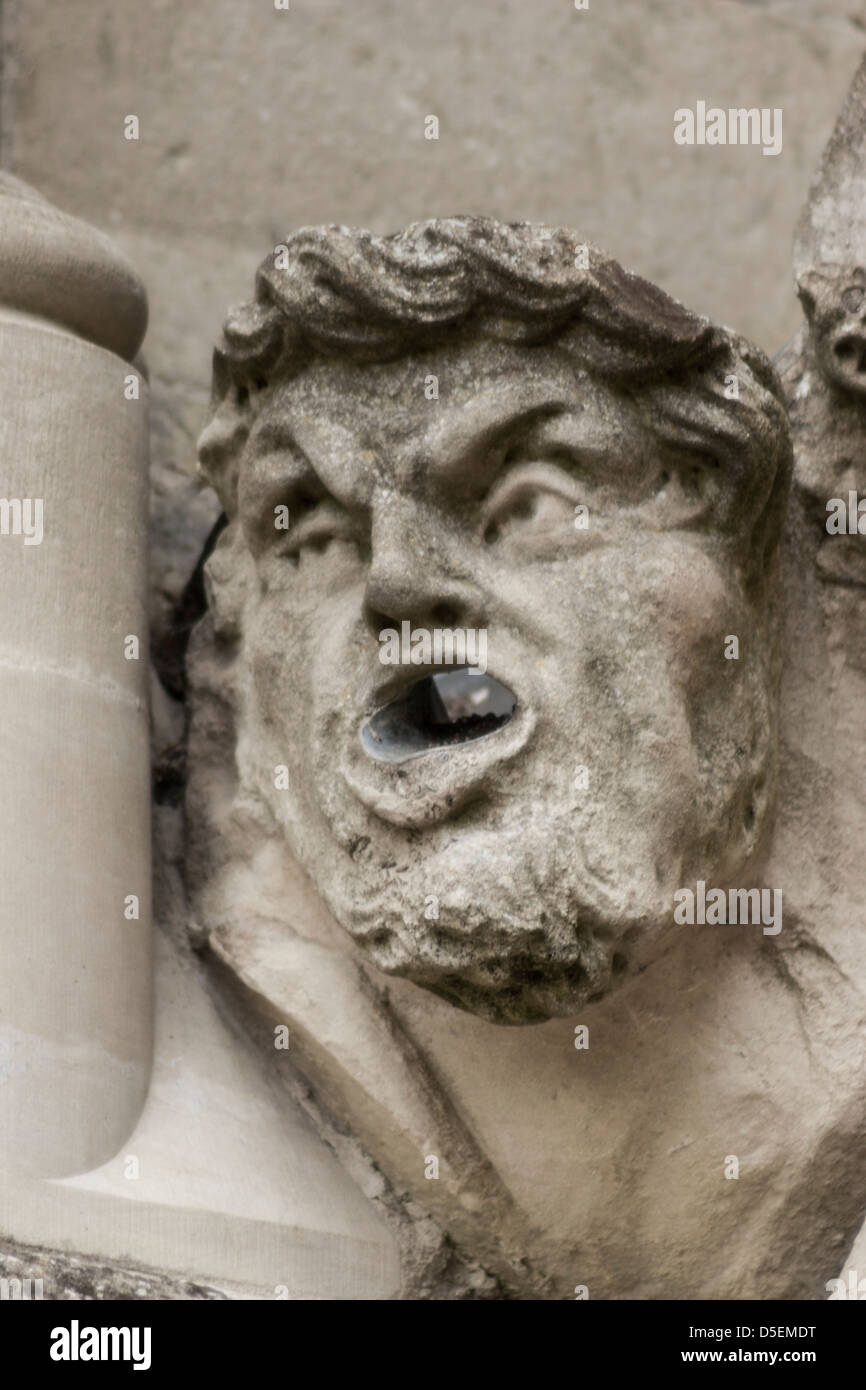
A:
0,174,152,1177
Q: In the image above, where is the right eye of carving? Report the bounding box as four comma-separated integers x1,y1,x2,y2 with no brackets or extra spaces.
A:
275,494,356,562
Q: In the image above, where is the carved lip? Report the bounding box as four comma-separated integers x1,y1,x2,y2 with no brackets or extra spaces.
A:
360,668,517,764
343,664,534,828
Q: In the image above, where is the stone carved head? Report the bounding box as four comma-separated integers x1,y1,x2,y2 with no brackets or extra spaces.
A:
188,217,792,1024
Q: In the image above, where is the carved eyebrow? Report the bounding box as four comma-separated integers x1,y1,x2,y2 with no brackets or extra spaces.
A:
239,422,323,513
245,416,309,468
420,401,568,495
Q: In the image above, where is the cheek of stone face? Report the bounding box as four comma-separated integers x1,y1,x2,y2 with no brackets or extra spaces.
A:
560,544,760,915
645,544,746,685
246,608,319,814
246,591,365,830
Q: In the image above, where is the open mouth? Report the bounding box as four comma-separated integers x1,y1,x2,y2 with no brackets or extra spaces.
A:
361,668,517,764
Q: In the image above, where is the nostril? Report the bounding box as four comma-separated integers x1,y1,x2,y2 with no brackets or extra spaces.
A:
431,601,460,626
832,335,866,371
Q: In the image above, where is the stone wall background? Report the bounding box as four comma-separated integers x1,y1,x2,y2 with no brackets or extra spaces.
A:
0,0,863,628
2,1,865,1303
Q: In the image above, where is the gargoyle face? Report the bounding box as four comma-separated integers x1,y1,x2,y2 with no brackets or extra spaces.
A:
791,266,866,593
797,265,866,397
229,334,778,1023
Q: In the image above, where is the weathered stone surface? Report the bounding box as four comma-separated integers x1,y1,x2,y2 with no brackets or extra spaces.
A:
5,1,865,639
5,5,866,1304
190,217,791,1024
0,179,406,1303
0,1239,228,1301
182,67,866,1295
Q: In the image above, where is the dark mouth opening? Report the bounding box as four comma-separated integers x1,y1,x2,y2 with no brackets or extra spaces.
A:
361,668,517,763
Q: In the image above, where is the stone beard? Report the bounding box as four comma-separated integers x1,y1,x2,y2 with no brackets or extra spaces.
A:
192,218,792,1025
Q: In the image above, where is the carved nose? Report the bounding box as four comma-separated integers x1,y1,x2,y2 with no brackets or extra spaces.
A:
362,514,479,635
364,554,475,634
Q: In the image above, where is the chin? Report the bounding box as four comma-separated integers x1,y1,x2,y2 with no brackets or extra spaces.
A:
286,805,682,1025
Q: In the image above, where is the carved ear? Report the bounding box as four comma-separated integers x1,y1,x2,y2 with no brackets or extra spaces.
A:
202,521,253,643
197,387,249,518
794,270,819,322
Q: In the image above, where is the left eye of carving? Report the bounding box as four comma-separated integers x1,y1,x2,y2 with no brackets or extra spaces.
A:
282,499,355,558
480,462,579,545
841,284,865,314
